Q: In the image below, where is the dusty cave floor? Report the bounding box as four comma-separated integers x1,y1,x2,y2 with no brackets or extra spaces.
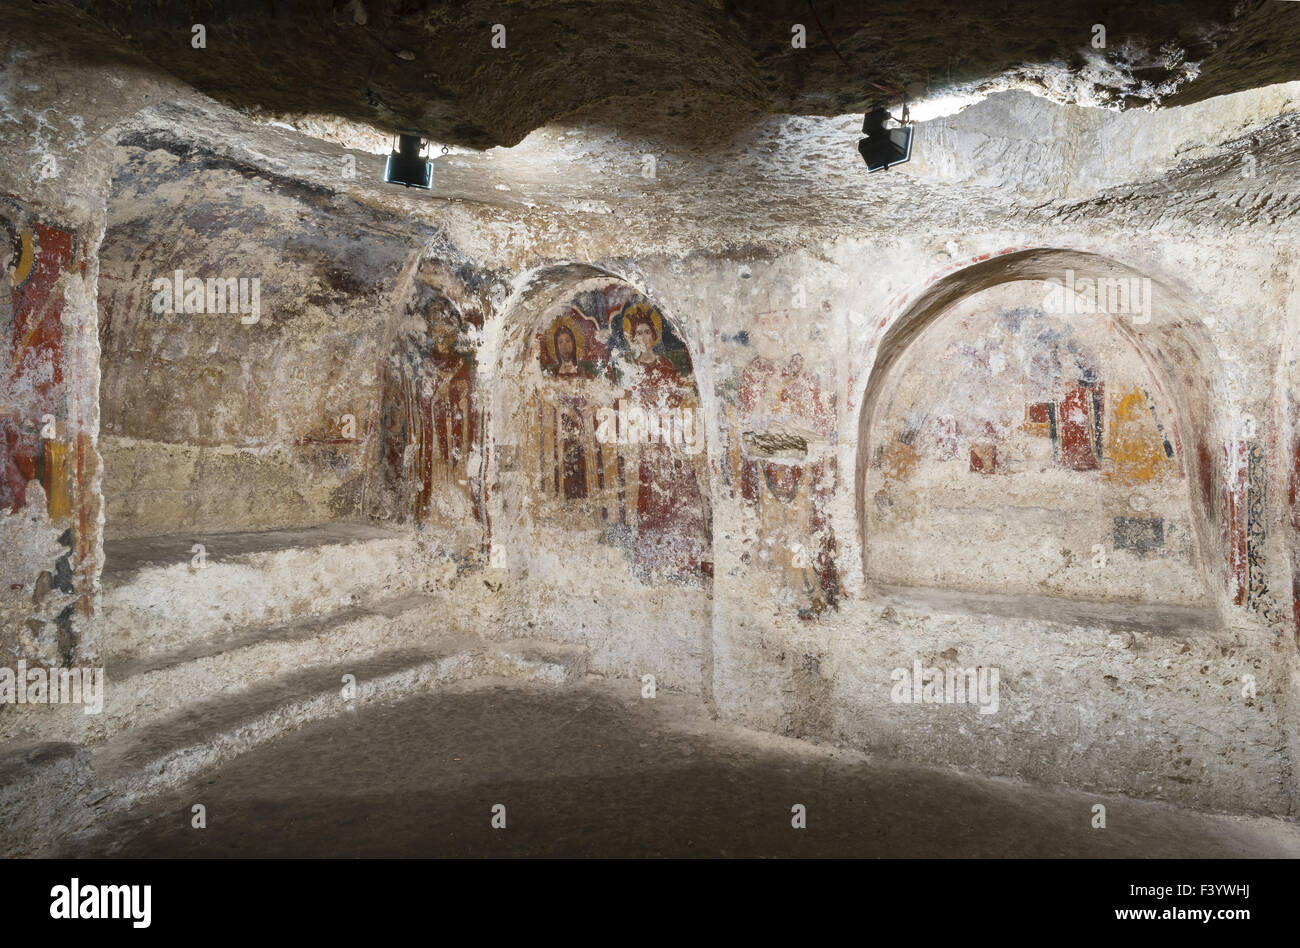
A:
58,679,1300,859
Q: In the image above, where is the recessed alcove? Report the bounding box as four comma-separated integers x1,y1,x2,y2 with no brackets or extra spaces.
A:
854,249,1237,625
483,266,714,691
863,279,1210,608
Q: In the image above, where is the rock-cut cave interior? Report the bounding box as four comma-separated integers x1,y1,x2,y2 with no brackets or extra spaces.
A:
2,0,1300,877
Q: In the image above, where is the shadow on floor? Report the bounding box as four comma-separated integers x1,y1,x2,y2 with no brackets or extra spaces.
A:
61,680,1300,858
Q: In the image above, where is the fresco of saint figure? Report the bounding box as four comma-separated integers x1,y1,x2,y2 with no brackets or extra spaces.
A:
1,210,74,519
553,325,590,379
379,288,478,524
557,395,589,499
540,311,601,497
541,309,599,380
621,303,708,573
524,287,711,580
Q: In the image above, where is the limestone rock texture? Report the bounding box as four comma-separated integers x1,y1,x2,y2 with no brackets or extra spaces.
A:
1,0,1299,848
39,0,1300,146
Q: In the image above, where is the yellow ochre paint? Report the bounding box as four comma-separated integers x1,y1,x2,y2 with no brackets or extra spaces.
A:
1105,387,1172,485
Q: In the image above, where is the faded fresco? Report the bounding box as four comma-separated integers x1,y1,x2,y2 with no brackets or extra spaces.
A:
1,202,77,519
526,280,711,582
0,198,87,664
865,283,1208,604
723,351,841,616
95,142,418,540
374,258,490,544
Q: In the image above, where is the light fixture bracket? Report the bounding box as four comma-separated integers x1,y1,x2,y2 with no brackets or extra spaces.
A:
384,133,433,189
858,99,913,172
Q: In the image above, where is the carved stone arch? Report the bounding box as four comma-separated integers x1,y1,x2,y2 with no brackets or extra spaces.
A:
484,262,715,693
854,248,1235,618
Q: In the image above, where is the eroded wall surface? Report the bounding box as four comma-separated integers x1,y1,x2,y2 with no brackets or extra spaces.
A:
0,27,1296,817
83,160,1300,814
866,281,1207,604
1,201,98,666
96,134,425,539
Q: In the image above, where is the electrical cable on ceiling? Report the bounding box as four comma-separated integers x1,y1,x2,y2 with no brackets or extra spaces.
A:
805,0,914,170
806,0,908,121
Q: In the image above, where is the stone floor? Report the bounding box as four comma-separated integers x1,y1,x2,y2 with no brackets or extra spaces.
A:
59,678,1300,858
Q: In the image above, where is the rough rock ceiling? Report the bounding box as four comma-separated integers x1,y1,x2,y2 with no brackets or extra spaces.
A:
30,0,1300,148
107,82,1300,264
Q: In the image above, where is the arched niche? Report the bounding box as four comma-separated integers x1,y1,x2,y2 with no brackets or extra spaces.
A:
855,249,1230,616
486,264,712,586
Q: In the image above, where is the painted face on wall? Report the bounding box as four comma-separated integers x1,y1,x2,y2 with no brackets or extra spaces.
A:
634,322,656,356
556,327,576,364
430,319,459,359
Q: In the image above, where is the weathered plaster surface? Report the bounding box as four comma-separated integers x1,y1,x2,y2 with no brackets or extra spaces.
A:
1,25,1297,824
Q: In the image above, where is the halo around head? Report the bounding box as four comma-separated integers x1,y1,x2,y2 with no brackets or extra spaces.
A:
4,224,34,286
543,310,586,364
621,302,662,346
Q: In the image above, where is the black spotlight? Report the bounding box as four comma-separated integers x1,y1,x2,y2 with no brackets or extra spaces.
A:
858,107,912,172
383,133,433,189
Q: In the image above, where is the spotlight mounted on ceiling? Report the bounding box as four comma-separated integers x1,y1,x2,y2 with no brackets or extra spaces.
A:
804,0,914,173
383,133,433,189
858,100,913,172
